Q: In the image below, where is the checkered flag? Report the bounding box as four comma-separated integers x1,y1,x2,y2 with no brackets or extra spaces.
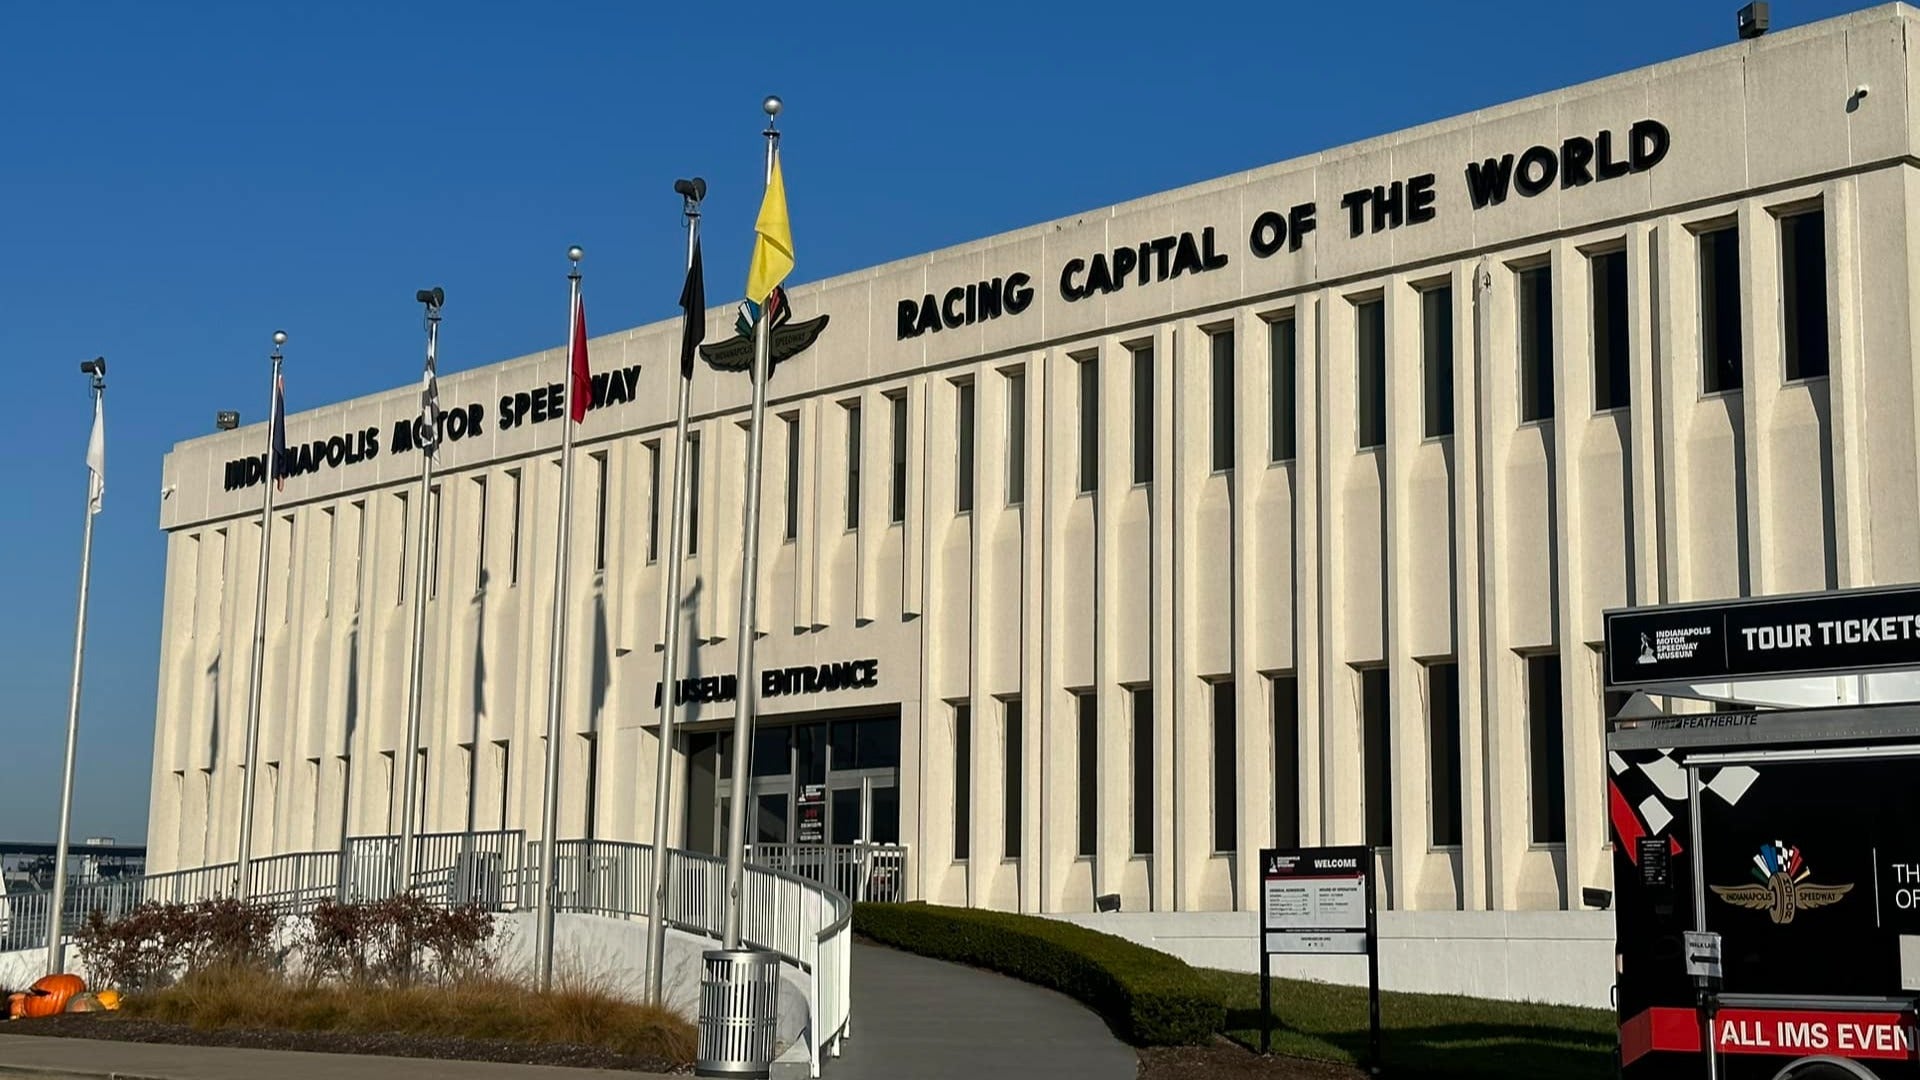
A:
1609,747,1760,862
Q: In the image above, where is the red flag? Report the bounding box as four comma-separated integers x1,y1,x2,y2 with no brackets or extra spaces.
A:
568,286,591,423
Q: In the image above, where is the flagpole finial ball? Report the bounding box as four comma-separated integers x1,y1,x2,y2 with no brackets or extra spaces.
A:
763,95,782,118
272,330,288,347
568,245,584,264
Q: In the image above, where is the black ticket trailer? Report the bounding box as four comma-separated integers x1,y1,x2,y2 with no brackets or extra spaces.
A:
1607,586,1920,1079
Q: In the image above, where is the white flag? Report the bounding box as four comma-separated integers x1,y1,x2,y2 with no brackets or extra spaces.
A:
86,393,105,514
421,344,440,458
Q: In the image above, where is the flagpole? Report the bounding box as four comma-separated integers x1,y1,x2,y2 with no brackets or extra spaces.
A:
236,330,287,901
536,247,584,991
46,358,106,975
722,98,782,951
397,289,444,896
646,179,704,1003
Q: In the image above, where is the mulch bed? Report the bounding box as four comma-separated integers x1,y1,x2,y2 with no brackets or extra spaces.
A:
2,1013,689,1074
1139,1039,1368,1080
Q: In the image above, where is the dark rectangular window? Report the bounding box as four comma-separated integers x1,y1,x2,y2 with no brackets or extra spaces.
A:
1422,286,1454,437
1269,315,1297,461
1272,675,1300,848
1078,355,1099,494
1131,344,1153,485
428,486,444,598
1519,264,1555,420
890,394,908,524
396,492,409,605
686,434,701,556
955,381,976,513
953,703,971,860
1700,225,1743,392
1781,210,1829,380
1077,692,1097,857
1528,654,1567,844
783,414,800,542
591,452,609,571
280,514,295,621
581,733,598,841
645,442,660,563
1591,250,1630,410
1131,687,1153,856
322,507,336,617
1361,667,1392,848
845,404,861,530
1212,680,1236,853
1006,371,1026,505
473,477,487,589
1356,298,1387,449
1004,699,1022,858
1210,328,1235,472
1428,662,1463,847
506,473,521,586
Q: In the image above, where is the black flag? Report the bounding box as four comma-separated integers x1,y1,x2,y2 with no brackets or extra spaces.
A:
678,237,705,380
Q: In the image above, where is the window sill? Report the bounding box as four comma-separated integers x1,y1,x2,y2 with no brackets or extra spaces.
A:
1421,432,1456,444
1782,374,1831,389
1699,387,1745,401
1591,405,1630,417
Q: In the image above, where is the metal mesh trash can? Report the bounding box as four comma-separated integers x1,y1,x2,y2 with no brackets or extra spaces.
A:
695,947,780,1078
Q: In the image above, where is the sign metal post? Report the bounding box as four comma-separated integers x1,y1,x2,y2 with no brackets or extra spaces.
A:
1257,845,1381,1071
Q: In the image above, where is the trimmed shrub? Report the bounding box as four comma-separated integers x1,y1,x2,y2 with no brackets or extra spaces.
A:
853,902,1221,1045
304,895,497,986
75,898,281,992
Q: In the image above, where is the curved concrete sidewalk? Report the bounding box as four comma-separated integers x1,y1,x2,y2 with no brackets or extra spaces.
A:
828,942,1137,1080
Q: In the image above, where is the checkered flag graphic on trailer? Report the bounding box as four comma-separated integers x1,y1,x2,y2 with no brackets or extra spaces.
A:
1608,747,1760,861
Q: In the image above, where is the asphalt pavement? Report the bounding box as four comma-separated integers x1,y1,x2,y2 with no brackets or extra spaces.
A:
826,941,1138,1080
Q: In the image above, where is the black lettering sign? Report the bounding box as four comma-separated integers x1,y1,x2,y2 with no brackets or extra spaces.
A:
1058,228,1231,303
654,658,881,709
1464,119,1669,209
1605,586,1920,689
224,367,635,490
896,274,1034,340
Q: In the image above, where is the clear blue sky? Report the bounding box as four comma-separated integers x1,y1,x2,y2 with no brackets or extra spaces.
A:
0,0,1868,845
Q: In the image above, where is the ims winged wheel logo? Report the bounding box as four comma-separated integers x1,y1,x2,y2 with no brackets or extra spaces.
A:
1711,841,1854,925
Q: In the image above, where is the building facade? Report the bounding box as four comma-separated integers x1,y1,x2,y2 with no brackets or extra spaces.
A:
149,6,1920,935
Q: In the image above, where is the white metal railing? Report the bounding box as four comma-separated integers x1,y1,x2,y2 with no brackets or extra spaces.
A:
5,835,853,1078
0,832,525,953
745,842,909,903
551,840,853,1074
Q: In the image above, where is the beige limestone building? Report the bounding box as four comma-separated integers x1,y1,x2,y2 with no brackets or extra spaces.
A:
147,4,1920,997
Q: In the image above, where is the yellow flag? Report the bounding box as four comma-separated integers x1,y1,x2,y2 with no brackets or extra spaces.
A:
745,155,794,304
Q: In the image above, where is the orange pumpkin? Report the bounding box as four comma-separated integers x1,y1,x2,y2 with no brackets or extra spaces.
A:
6,992,25,1020
19,974,86,1018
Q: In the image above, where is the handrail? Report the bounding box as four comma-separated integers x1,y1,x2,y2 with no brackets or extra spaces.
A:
0,833,858,1077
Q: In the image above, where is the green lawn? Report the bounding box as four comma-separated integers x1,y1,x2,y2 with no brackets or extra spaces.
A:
1196,968,1618,1080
